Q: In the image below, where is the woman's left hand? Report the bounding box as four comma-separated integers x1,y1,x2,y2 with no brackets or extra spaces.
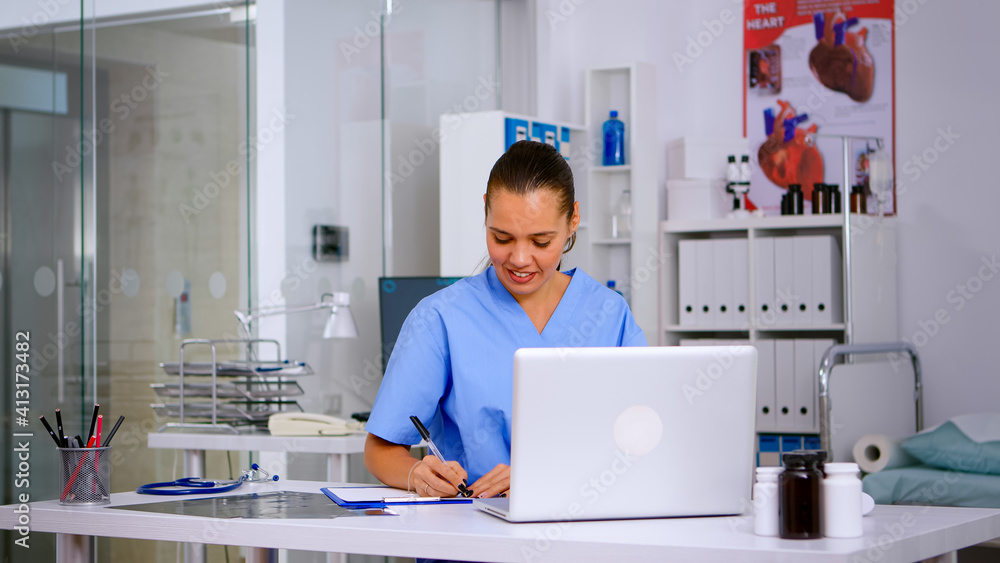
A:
469,464,510,498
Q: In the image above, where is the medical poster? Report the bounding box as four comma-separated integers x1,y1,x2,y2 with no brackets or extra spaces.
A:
744,0,895,215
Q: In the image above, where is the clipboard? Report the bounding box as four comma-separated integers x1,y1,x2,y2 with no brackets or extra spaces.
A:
322,486,473,508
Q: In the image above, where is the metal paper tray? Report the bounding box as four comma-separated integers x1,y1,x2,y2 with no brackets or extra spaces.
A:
152,400,303,422
151,381,304,400
159,360,313,377
232,380,305,399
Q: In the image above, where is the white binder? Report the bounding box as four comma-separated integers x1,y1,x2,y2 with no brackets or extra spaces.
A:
755,339,776,431
811,236,843,326
695,239,715,327
733,239,750,327
678,240,698,326
713,239,734,327
754,237,775,330
793,236,813,326
773,237,795,327
774,339,795,431
794,339,817,432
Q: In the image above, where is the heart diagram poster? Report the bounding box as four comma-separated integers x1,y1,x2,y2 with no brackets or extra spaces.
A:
744,0,895,215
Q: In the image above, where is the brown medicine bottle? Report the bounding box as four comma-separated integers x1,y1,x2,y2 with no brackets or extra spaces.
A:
778,451,824,539
850,185,867,214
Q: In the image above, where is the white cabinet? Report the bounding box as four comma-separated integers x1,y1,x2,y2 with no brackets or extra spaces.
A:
562,62,657,338
659,214,898,434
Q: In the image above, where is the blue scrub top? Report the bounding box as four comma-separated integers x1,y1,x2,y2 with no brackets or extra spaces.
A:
366,266,646,484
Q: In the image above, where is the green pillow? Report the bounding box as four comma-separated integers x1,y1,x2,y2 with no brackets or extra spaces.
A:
901,421,1000,475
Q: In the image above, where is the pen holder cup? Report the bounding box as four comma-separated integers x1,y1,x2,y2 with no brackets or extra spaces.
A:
58,447,112,505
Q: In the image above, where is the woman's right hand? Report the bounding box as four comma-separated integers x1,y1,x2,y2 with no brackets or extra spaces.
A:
412,455,469,497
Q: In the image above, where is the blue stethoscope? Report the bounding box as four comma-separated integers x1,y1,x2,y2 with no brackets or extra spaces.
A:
137,464,278,495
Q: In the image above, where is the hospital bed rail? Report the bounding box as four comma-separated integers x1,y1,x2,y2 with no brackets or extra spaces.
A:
818,342,923,460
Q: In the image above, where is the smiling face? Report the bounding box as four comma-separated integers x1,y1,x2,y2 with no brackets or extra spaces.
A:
485,188,579,303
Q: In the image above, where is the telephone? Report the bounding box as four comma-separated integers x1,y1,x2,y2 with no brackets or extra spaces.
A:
268,412,365,436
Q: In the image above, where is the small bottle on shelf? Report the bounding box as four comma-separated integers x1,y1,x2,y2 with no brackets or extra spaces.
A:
789,184,804,215
608,279,631,306
607,280,623,296
811,184,824,214
602,111,626,166
850,185,867,214
611,187,632,238
830,184,842,213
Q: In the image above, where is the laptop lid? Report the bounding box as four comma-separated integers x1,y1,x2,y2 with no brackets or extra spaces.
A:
492,345,757,522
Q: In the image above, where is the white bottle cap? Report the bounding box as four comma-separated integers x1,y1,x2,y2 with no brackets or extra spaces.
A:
824,462,860,475
755,466,782,481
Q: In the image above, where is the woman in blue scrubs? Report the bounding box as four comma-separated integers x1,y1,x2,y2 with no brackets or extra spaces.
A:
364,140,646,499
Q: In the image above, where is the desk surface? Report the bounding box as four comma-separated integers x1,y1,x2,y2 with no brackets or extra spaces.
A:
3,480,999,563
147,432,367,454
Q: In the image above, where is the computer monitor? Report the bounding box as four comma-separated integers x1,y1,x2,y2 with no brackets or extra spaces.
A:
378,277,461,367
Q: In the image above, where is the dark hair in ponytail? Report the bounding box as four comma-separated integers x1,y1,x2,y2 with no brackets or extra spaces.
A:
485,141,577,253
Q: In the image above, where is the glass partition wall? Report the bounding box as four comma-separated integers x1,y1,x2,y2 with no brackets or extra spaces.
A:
380,0,500,277
1,1,500,561
0,9,102,562
1,2,254,561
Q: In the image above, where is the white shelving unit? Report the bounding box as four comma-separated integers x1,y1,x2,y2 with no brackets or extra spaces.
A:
658,213,898,438
564,62,657,338
658,214,897,343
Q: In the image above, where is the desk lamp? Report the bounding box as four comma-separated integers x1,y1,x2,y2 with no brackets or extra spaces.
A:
234,292,358,343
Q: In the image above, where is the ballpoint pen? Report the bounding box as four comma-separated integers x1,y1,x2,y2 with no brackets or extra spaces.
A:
102,415,125,447
382,496,442,503
87,404,100,444
55,409,66,448
94,415,103,448
409,415,472,497
39,416,62,448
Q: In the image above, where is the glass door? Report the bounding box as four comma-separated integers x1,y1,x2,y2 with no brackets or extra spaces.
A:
0,13,94,561
1,2,255,561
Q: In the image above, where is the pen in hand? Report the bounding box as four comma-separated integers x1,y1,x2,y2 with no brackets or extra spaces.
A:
409,415,472,497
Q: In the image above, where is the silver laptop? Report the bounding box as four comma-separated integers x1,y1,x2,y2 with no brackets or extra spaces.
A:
474,345,757,522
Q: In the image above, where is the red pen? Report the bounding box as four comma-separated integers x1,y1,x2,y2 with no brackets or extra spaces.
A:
94,414,103,447
92,415,103,494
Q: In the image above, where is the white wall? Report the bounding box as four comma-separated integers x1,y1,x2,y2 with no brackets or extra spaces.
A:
534,0,1000,428
893,1,1000,426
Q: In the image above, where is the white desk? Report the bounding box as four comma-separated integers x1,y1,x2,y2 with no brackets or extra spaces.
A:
3,479,1000,563
147,432,367,482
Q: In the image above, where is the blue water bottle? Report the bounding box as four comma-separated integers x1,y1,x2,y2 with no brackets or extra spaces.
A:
602,110,625,166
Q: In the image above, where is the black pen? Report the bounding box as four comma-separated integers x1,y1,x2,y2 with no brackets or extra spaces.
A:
55,409,66,448
409,415,472,497
102,415,125,447
39,416,62,447
87,404,100,443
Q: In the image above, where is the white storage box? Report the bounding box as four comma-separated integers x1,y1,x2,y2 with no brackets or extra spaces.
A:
666,179,730,221
667,137,750,180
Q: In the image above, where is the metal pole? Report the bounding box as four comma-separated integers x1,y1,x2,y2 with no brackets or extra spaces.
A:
818,342,923,460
